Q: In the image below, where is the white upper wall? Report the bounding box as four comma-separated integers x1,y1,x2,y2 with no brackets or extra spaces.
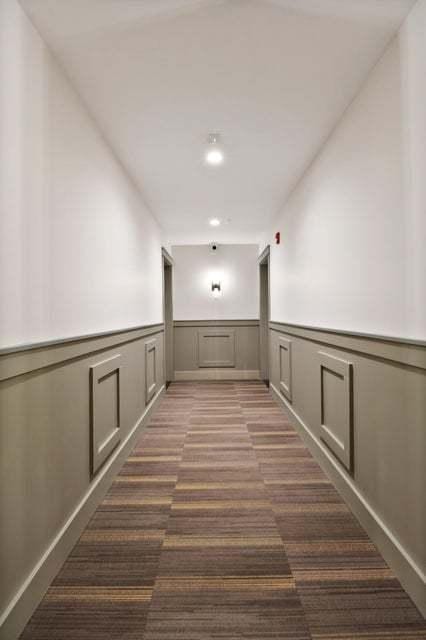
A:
172,244,259,320
267,0,426,340
19,0,416,244
0,0,164,348
399,0,426,341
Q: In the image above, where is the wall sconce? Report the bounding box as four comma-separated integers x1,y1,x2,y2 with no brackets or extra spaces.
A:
211,281,222,298
205,133,225,166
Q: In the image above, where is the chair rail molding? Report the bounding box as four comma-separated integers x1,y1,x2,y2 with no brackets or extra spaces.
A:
90,354,122,475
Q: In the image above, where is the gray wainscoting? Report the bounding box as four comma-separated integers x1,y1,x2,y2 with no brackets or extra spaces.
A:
269,321,426,616
0,324,165,639
174,320,260,380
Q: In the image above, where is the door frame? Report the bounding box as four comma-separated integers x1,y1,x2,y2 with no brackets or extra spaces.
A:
162,247,174,386
258,245,270,385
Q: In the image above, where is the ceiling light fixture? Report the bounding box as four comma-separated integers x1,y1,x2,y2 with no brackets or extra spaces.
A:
205,133,224,166
209,218,221,227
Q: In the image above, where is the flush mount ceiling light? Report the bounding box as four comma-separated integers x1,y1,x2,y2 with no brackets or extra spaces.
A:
205,133,224,166
209,218,221,227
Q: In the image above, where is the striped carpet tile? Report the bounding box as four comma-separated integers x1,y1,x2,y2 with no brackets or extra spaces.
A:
142,383,311,639
20,381,425,640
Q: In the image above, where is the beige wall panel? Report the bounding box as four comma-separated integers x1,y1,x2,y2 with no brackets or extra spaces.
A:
174,323,259,373
352,356,425,570
0,324,165,383
90,355,122,474
198,330,236,368
174,327,198,372
145,339,157,404
1,361,92,615
318,352,353,472
278,336,292,401
269,324,426,614
0,327,164,637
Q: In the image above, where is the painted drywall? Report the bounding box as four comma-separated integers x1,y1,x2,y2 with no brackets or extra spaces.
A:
0,0,164,349
172,244,259,320
18,0,417,245
268,2,426,341
399,0,426,341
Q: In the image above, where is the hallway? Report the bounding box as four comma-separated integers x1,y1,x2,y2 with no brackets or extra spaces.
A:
21,382,426,639
1,0,426,635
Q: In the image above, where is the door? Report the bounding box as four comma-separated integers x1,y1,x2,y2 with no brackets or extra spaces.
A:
162,248,174,386
259,246,270,385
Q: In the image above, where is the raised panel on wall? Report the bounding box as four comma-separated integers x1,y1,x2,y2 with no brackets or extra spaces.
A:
318,351,353,472
90,354,121,475
198,329,236,368
145,339,157,404
279,336,292,401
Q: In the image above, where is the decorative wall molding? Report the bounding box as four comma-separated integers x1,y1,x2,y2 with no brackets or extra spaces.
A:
90,355,122,475
161,246,174,266
0,323,165,356
174,321,259,376
318,351,353,472
0,323,164,383
258,244,270,265
197,329,236,368
278,336,292,401
269,320,426,348
145,339,158,404
269,321,426,370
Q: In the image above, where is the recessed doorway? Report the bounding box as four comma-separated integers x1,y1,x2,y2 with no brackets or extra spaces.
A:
162,248,174,386
259,245,270,386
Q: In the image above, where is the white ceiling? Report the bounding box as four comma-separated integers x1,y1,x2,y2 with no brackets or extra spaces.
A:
20,0,416,244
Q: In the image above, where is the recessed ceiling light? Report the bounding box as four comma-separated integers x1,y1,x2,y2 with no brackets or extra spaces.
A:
209,218,221,227
205,133,224,166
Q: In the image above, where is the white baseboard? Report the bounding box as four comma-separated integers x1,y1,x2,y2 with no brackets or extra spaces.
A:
174,369,260,381
0,386,165,640
270,383,426,618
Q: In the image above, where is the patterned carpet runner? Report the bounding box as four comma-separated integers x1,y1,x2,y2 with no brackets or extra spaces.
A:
21,382,426,639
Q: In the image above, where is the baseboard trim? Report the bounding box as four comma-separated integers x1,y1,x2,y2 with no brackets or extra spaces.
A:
270,383,426,618
174,369,260,381
0,385,165,640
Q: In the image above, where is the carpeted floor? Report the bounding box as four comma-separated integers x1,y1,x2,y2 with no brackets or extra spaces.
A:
21,381,426,639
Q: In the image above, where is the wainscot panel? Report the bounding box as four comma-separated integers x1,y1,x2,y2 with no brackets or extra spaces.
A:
278,336,292,400
0,324,165,640
174,320,260,380
145,338,159,404
269,322,426,617
90,354,122,475
198,329,236,368
318,351,353,472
